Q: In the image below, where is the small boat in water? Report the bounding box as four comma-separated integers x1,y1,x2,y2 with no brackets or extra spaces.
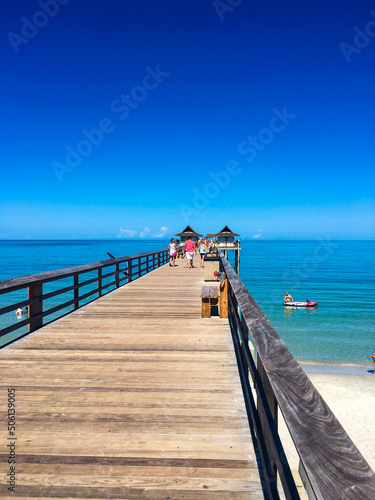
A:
284,301,318,307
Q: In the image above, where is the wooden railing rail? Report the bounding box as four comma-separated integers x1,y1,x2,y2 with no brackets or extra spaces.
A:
0,248,169,345
218,250,375,500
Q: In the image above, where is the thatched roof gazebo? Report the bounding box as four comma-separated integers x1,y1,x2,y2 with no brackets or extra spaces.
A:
214,226,239,243
175,225,202,242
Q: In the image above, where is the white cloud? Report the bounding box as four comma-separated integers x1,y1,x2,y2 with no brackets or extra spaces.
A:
153,226,169,238
140,227,150,238
252,229,263,239
117,228,137,238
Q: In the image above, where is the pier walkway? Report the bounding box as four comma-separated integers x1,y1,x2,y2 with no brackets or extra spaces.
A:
0,260,264,498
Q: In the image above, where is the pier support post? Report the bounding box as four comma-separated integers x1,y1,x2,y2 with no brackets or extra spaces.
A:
235,245,240,274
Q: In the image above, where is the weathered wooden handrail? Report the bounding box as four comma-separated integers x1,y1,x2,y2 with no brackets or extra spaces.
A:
0,248,169,346
218,250,375,499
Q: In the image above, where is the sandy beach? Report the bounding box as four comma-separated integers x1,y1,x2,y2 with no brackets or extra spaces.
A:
279,368,375,477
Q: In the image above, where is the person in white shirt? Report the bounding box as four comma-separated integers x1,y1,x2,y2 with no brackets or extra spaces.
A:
168,238,177,267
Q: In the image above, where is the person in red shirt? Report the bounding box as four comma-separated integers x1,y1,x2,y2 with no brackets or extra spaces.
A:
184,236,195,269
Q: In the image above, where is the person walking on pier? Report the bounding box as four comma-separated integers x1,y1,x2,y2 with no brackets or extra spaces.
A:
185,236,195,269
199,239,206,268
168,238,177,267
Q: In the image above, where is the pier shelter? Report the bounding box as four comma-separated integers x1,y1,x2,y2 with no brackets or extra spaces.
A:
207,226,241,270
213,225,240,246
175,225,202,242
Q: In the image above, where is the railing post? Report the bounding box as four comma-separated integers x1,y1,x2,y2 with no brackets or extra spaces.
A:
157,252,160,268
28,283,43,332
127,259,132,283
116,263,120,288
74,274,79,309
239,311,249,346
257,355,278,480
98,268,102,297
240,313,255,386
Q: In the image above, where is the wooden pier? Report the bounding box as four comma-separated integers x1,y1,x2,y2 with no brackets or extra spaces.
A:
1,247,375,499
0,257,264,499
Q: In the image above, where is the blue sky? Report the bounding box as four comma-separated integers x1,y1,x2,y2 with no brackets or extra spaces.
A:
1,0,374,240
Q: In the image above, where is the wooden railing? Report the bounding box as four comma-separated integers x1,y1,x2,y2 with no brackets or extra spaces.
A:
0,248,169,347
218,250,375,500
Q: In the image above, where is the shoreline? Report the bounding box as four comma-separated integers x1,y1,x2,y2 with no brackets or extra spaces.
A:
301,362,374,376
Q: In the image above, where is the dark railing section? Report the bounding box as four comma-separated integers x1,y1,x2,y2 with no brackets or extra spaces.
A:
218,250,375,500
0,249,169,346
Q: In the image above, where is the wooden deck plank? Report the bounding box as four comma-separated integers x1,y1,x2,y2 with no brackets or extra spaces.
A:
0,261,264,498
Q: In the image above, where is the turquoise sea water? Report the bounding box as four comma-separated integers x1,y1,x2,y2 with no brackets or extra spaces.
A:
0,240,374,367
236,240,374,367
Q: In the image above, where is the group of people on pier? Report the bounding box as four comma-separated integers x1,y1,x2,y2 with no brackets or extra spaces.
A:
168,236,217,269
